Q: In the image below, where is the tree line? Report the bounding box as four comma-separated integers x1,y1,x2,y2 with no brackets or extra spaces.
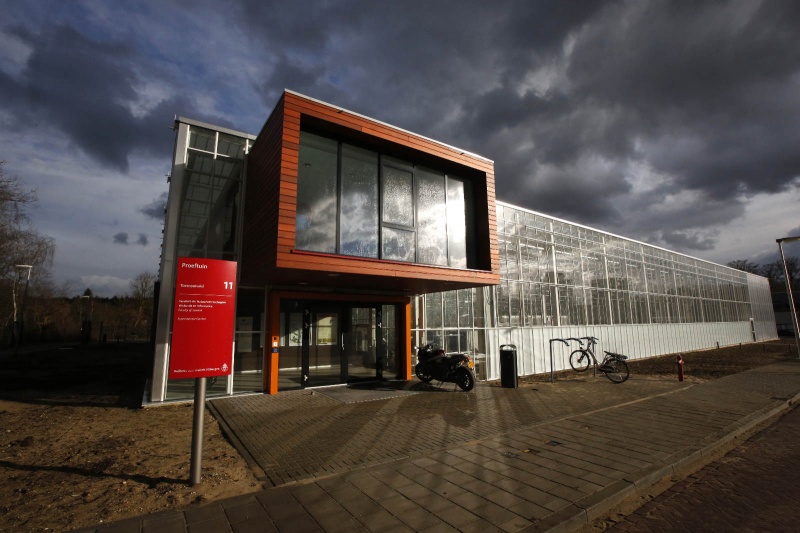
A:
727,258,800,290
0,161,157,347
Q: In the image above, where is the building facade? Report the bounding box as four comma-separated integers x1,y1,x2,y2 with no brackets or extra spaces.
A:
148,91,777,403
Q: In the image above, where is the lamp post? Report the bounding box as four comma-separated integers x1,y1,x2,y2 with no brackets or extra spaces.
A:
14,265,32,350
776,236,800,359
80,294,93,344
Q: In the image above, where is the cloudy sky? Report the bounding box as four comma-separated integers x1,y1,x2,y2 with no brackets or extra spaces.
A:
2,0,799,296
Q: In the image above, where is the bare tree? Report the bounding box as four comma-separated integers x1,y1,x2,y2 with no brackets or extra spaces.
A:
129,271,157,338
727,259,761,275
0,162,55,345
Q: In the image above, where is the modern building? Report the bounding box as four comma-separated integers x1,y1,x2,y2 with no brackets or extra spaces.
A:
147,90,777,403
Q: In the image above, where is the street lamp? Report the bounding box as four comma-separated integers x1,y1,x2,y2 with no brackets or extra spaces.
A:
776,236,800,359
14,265,32,350
80,294,93,344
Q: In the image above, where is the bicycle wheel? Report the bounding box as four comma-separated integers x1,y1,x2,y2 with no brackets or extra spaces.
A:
603,359,629,383
569,350,591,372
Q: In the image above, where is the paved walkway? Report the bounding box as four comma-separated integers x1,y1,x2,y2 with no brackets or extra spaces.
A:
74,361,800,533
606,401,800,532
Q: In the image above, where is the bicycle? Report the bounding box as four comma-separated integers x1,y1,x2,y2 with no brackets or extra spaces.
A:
569,336,630,384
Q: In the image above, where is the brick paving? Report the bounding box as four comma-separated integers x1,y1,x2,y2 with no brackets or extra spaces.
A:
606,402,800,532
74,360,800,533
207,378,685,487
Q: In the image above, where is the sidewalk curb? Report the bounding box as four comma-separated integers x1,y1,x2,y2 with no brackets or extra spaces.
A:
525,392,800,533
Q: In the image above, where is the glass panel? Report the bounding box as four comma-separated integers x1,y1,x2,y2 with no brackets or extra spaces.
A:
188,126,216,152
425,293,443,329
425,329,444,348
217,133,246,159
555,246,578,286
205,178,240,259
382,227,416,262
445,330,459,353
417,167,448,266
458,289,473,328
233,289,263,393
509,281,522,326
446,177,467,268
522,282,541,325
340,144,379,258
297,132,338,253
308,312,341,386
473,287,486,328
348,307,376,380
382,164,414,227
444,290,458,327
381,305,397,375
496,282,510,327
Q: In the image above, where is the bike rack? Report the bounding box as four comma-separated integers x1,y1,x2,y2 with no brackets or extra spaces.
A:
548,337,583,383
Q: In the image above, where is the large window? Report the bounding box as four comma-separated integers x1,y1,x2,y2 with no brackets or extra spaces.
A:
295,134,337,253
296,131,475,268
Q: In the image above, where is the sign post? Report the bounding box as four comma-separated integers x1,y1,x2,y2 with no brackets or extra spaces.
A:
169,258,237,485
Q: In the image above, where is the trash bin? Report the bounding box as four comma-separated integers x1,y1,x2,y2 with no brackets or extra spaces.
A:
500,344,518,388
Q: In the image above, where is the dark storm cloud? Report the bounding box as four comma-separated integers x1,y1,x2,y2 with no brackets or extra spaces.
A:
112,232,148,246
4,0,799,273
660,230,716,252
566,0,800,197
228,0,800,254
0,24,215,173
140,192,167,221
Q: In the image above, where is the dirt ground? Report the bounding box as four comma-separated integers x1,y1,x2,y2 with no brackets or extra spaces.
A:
0,339,796,532
0,343,261,532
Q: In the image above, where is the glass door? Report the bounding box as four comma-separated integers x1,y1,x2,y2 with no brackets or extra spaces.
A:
345,306,378,381
305,308,344,387
278,301,395,390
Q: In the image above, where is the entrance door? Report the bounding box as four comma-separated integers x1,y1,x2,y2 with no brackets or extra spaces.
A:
279,301,388,389
303,307,344,387
344,306,381,382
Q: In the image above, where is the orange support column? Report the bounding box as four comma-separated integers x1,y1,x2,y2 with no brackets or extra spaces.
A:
263,293,281,395
400,298,412,380
265,336,279,394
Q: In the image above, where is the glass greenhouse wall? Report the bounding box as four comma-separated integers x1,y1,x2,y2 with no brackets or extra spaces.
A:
412,202,778,382
151,119,258,402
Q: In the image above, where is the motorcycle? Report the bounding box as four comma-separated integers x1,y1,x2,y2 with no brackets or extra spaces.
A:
414,344,476,392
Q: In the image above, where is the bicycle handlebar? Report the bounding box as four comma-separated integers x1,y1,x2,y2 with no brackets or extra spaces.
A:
563,337,584,345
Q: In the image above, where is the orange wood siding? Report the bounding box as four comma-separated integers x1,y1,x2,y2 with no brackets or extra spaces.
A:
241,94,285,285
243,90,499,293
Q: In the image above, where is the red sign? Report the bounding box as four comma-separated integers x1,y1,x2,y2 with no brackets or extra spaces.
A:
169,258,237,379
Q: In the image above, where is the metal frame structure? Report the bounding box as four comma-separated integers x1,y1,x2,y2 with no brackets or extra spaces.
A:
777,236,800,358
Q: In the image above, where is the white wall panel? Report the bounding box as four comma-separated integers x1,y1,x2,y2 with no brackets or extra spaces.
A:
477,320,762,380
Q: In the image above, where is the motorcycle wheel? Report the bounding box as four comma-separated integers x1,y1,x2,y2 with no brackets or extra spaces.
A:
454,368,475,392
415,363,434,382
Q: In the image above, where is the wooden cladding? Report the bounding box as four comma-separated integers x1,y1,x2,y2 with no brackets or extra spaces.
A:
242,90,499,294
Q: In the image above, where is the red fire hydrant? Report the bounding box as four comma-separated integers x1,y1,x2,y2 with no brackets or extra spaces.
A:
676,354,684,382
